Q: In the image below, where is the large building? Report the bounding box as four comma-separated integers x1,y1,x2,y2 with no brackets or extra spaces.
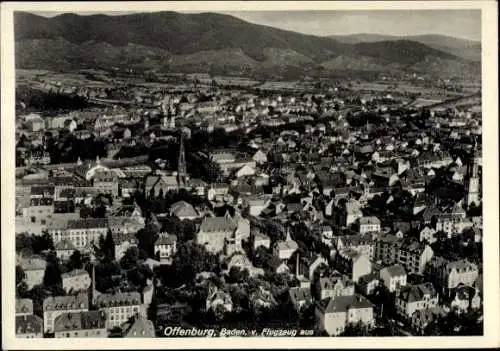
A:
54,311,107,338
43,293,89,333
95,292,143,329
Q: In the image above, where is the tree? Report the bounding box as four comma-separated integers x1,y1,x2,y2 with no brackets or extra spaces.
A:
99,234,106,252
43,252,62,289
69,250,83,270
342,322,371,336
103,229,116,261
120,247,140,271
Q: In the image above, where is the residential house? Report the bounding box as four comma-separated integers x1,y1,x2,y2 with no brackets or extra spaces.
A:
16,298,34,317
43,293,89,333
335,249,372,283
49,218,109,251
317,275,355,301
16,315,44,338
450,285,481,313
249,286,277,312
169,201,198,220
316,294,375,336
53,311,107,338
55,239,76,261
272,229,298,262
358,216,381,235
419,226,437,244
411,306,447,335
95,292,143,329
252,232,271,250
205,285,233,313
154,234,177,265
396,283,439,319
356,273,380,296
289,287,313,312
374,234,403,265
18,256,47,289
337,234,374,260
379,264,407,292
428,258,479,296
114,233,138,261
61,269,91,294
397,241,434,275
120,314,156,338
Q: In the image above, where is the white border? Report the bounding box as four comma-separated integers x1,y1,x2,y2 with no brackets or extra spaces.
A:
1,1,499,349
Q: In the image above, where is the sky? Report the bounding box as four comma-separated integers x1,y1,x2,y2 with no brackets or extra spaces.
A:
34,10,481,41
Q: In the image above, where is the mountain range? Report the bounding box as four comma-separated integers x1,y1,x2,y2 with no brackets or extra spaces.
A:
14,11,481,77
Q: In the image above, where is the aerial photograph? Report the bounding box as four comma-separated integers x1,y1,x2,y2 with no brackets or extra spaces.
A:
13,7,484,338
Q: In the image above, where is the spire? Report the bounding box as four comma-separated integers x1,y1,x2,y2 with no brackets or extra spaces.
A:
177,132,187,188
285,226,292,242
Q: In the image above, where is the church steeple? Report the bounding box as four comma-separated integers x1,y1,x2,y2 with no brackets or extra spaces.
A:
464,137,480,208
177,131,187,188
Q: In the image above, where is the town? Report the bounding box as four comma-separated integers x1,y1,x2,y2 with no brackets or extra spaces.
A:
15,67,483,338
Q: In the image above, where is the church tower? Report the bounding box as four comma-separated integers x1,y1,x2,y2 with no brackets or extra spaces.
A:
464,138,480,207
177,131,187,188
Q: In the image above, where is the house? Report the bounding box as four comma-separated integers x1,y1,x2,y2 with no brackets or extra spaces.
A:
16,315,44,338
252,150,268,164
317,275,355,300
266,256,290,274
379,264,407,292
307,255,329,281
18,256,47,289
272,229,298,261
316,294,375,336
253,232,271,250
337,234,374,260
374,234,403,265
428,258,479,295
61,269,91,294
196,216,237,254
289,287,313,312
411,306,447,335
419,226,437,244
114,233,138,261
154,234,177,265
121,314,156,338
335,249,372,283
169,201,198,220
53,311,107,338
16,298,34,316
55,239,77,261
249,286,277,311
396,283,439,319
225,252,264,277
356,273,380,296
206,285,233,313
93,170,119,197
95,292,142,329
396,241,434,275
43,293,89,333
49,218,109,251
450,285,481,313
358,216,381,235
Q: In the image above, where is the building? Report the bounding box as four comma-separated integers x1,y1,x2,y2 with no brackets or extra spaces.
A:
93,170,119,197
154,234,177,265
114,233,138,261
316,294,375,336
18,256,47,289
379,264,407,292
206,285,233,313
16,315,44,338
411,307,447,335
374,235,403,265
121,314,156,337
253,232,271,250
335,249,372,283
317,275,355,301
397,241,434,275
16,298,34,317
429,258,479,295
53,311,107,338
337,234,374,260
396,283,439,319
61,269,91,294
55,239,77,261
169,201,198,220
95,292,142,329
196,216,237,254
50,218,108,250
358,216,381,235
289,287,313,312
43,293,89,333
464,140,481,207
419,226,437,244
450,285,481,313
272,228,298,261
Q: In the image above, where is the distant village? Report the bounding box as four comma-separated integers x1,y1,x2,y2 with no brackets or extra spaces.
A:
15,75,483,338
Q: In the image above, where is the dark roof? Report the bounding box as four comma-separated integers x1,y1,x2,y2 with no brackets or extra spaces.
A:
54,311,106,332
16,315,43,335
